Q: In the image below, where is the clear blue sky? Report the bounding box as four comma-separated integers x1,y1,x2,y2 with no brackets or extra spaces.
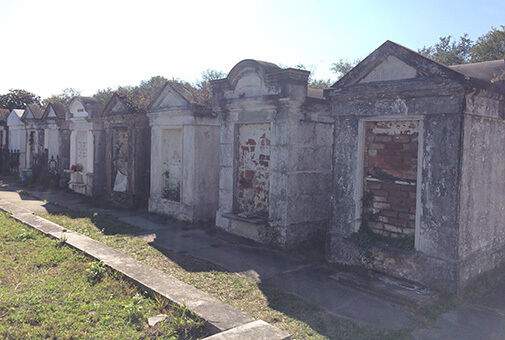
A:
0,0,503,98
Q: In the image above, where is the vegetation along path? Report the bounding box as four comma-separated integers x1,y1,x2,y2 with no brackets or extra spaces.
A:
0,211,206,340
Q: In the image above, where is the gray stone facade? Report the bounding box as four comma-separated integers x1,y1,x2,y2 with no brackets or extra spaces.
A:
324,41,505,292
66,97,105,197
103,93,151,208
148,82,220,222
212,60,333,249
41,102,70,175
22,104,45,169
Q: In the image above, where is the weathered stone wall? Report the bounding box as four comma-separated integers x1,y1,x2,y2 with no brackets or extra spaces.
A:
326,71,467,291
161,128,182,202
213,60,332,250
326,41,505,292
148,84,220,223
44,125,60,160
58,122,71,178
192,124,220,221
133,125,151,206
91,122,105,197
284,118,333,246
67,104,105,197
103,113,151,208
457,91,505,286
327,100,465,291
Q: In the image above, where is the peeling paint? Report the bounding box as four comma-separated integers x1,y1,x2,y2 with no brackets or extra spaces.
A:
236,123,270,216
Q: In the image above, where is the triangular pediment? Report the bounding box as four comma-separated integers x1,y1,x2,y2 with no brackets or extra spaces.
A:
111,100,127,113
102,93,130,116
24,109,34,119
331,41,466,89
48,107,57,118
159,90,188,108
149,82,194,111
359,55,418,83
7,110,23,126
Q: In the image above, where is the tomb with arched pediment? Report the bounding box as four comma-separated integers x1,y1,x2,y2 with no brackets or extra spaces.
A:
66,97,105,196
212,59,333,249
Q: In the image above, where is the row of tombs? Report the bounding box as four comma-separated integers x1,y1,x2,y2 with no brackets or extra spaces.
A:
4,41,505,293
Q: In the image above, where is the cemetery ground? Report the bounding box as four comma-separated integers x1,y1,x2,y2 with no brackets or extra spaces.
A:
0,210,206,340
34,211,407,340
1,179,505,339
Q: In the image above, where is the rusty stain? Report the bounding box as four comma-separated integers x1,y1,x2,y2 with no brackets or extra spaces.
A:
236,123,270,215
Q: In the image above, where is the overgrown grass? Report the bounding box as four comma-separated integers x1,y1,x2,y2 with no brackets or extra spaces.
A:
39,210,411,340
0,211,206,340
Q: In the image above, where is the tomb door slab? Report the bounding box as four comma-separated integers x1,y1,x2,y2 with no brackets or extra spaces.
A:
161,129,182,202
236,123,271,217
112,127,129,192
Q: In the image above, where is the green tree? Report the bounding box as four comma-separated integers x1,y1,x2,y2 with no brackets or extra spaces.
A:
93,75,169,110
309,78,333,89
93,87,116,107
470,25,505,62
190,69,225,108
331,58,361,80
418,34,473,65
42,88,81,107
419,26,505,65
0,89,41,111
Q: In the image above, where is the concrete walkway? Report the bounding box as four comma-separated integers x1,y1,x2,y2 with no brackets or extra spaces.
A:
2,179,505,339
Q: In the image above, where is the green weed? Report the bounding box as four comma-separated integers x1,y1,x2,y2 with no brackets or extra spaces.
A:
87,260,106,283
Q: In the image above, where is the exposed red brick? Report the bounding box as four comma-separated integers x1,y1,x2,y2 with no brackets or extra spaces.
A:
372,189,389,196
363,120,419,239
393,135,411,143
389,190,408,198
373,202,391,209
382,182,401,191
370,143,385,150
381,210,398,217
402,142,419,150
388,217,408,227
384,143,403,150
384,156,403,165
373,135,393,143
366,181,382,189
377,149,398,156
401,185,417,192
391,204,410,213
368,156,385,164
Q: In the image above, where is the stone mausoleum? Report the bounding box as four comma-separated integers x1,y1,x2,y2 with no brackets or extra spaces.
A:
102,93,151,208
325,41,505,292
212,60,333,249
7,109,26,170
41,102,70,174
22,104,44,169
66,97,105,196
0,109,9,148
148,82,220,222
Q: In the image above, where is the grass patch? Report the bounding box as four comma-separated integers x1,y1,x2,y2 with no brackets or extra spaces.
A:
39,210,411,339
0,211,206,340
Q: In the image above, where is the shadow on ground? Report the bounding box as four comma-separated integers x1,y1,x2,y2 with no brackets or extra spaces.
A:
0,179,415,338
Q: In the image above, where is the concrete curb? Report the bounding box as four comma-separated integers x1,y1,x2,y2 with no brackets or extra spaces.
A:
0,199,290,340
